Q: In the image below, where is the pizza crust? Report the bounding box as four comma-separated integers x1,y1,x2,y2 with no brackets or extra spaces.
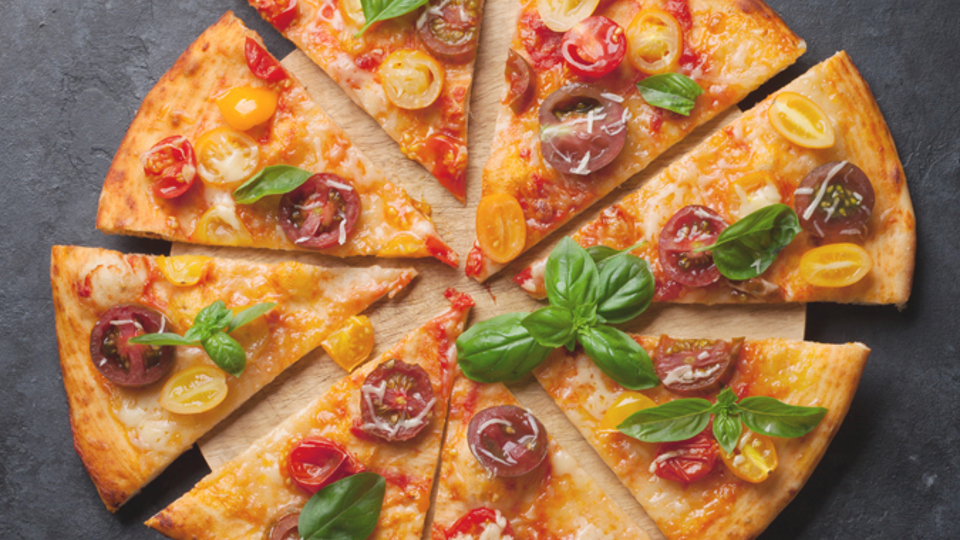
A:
51,245,415,511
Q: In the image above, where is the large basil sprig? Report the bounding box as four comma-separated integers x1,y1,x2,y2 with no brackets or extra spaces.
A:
456,238,658,390
298,472,385,540
694,204,801,281
618,388,827,454
232,165,313,205
636,73,704,116
128,300,275,377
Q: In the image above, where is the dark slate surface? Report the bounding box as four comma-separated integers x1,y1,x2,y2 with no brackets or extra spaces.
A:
1,0,957,538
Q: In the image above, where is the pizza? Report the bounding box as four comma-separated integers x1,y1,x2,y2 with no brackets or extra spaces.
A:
515,51,916,305
430,374,648,539
248,0,485,202
50,245,415,511
465,0,807,280
96,13,457,266
146,290,474,539
534,334,870,540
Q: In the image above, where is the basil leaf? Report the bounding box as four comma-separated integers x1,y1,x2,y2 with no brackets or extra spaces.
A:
522,306,577,349
595,253,655,324
737,396,828,438
227,302,276,333
126,333,198,347
716,387,738,407
357,0,429,36
697,204,801,281
191,300,233,336
545,237,600,312
636,73,704,116
617,398,713,442
232,165,313,205
588,240,646,267
201,332,247,377
712,409,742,455
457,313,553,383
577,325,658,390
299,472,385,540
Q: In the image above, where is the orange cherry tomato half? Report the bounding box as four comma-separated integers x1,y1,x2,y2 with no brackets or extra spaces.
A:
216,85,279,131
156,255,212,287
287,437,364,494
245,37,287,82
321,315,375,372
476,193,527,264
561,16,626,78
626,9,682,75
799,243,873,288
255,0,300,31
598,391,656,432
141,135,198,199
159,366,228,415
719,431,779,483
768,92,835,149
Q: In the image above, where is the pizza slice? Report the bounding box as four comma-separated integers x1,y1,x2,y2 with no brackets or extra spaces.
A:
51,245,416,511
430,373,647,539
534,334,870,540
248,0,485,202
516,51,916,305
466,0,806,280
146,290,474,539
96,12,457,266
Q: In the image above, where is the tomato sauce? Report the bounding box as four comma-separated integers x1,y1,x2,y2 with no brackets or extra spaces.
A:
665,0,693,31
464,246,484,277
519,10,564,70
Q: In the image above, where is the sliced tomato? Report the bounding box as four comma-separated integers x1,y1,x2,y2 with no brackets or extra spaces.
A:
561,16,626,78
156,255,211,287
651,431,718,484
599,391,656,432
278,173,360,249
379,50,444,110
89,304,174,387
536,0,600,32
654,335,743,395
244,37,287,82
476,193,527,264
417,0,481,63
215,85,279,131
768,92,835,149
423,133,466,202
658,205,728,288
539,83,627,175
141,135,197,199
288,437,363,494
626,9,682,75
504,49,535,114
799,243,873,288
159,366,228,415
467,405,548,477
194,127,260,187
321,315,374,372
268,512,300,540
794,161,875,242
445,508,515,539
255,0,299,31
359,359,436,442
719,431,778,483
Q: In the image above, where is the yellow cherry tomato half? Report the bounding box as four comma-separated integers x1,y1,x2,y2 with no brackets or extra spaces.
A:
598,391,656,433
730,171,782,218
626,9,682,75
321,315,375,372
537,0,601,32
379,50,444,110
340,0,366,26
194,204,253,245
194,127,260,187
719,431,779,483
156,255,212,287
476,193,527,264
159,365,228,415
767,92,835,149
799,243,873,288
215,85,279,131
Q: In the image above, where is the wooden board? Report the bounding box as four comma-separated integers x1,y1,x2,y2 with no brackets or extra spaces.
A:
176,3,806,537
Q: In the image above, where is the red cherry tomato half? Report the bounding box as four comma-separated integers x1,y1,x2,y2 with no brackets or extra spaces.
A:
417,0,481,63
141,135,197,199
279,173,360,249
467,405,549,477
287,437,363,494
359,359,436,442
268,512,300,540
651,431,718,484
794,161,875,242
255,0,299,31
561,16,627,78
658,205,728,288
654,335,743,395
504,49,535,114
89,304,175,387
445,508,515,539
244,38,287,82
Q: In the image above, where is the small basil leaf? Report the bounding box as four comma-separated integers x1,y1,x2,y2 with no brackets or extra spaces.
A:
127,333,198,347
699,204,802,281
201,333,247,377
712,410,742,455
192,300,233,335
232,165,313,205
595,254,655,324
617,398,713,442
357,0,429,35
545,237,600,312
521,306,576,349
589,240,646,267
636,73,704,116
577,325,658,390
227,302,276,333
299,472,386,540
737,396,828,438
457,313,553,383
716,387,738,407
